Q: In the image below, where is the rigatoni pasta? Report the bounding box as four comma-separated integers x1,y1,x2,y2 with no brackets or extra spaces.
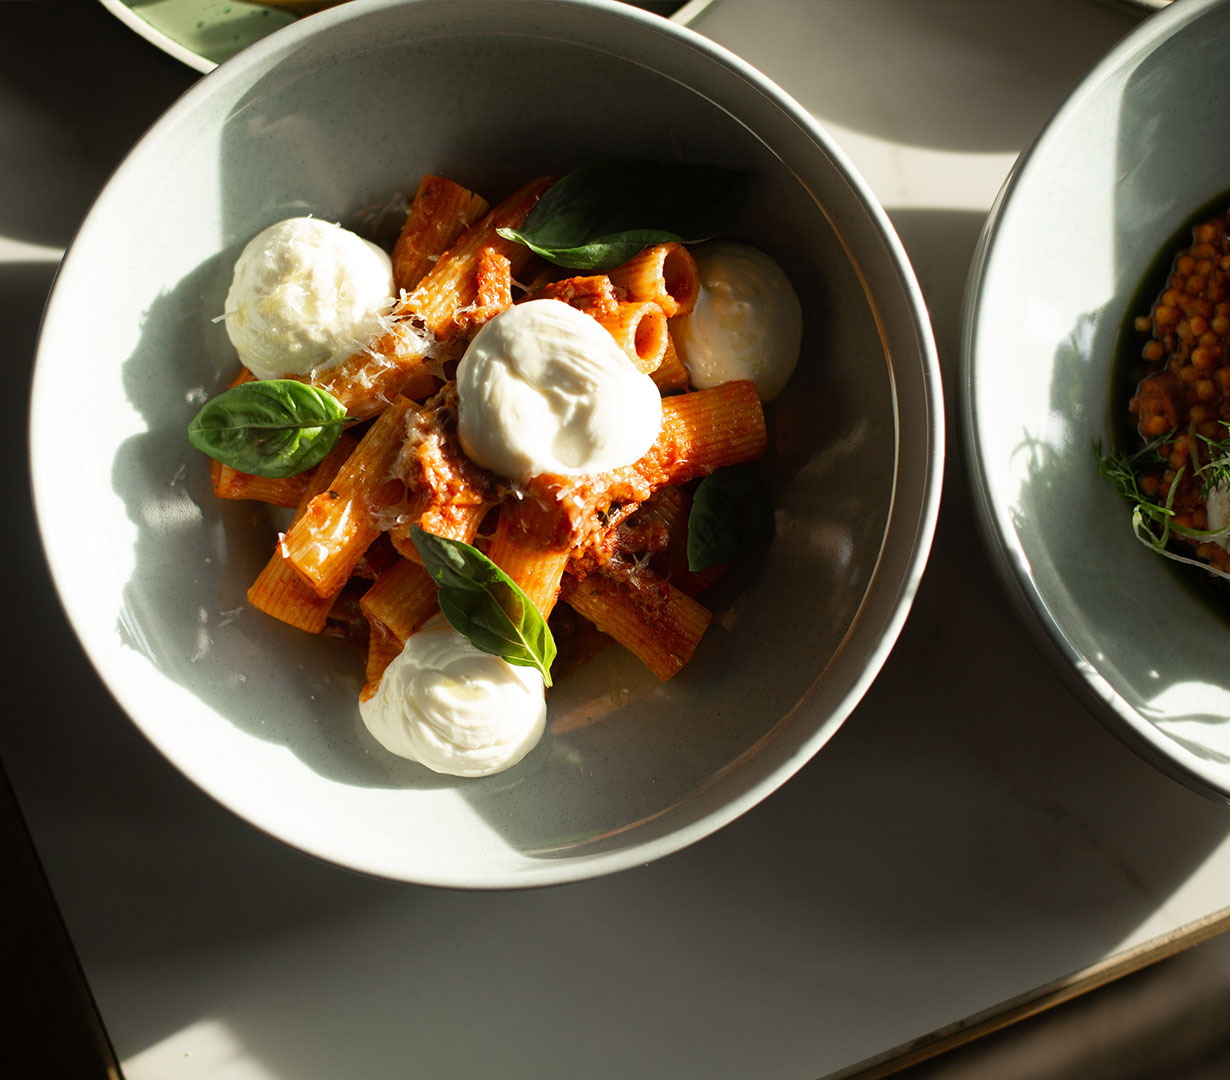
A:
605,241,700,317
281,395,415,598
406,175,555,339
246,432,360,632
560,570,712,681
592,300,668,374
391,174,490,294
191,161,801,776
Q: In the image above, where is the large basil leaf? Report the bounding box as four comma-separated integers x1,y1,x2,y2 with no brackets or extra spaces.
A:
686,463,774,572
496,160,749,271
410,525,556,687
187,379,350,479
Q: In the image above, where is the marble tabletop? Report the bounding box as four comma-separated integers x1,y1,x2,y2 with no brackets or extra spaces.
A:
5,1,1230,1078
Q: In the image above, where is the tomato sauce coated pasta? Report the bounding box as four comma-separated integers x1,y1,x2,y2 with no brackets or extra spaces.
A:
195,164,801,774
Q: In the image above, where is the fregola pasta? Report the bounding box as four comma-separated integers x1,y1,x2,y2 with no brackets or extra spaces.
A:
208,168,775,732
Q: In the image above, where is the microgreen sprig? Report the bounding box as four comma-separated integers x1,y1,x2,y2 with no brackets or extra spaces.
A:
1196,424,1230,499
1095,433,1230,580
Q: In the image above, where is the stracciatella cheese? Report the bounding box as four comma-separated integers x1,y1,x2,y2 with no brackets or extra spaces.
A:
455,299,663,481
359,615,546,777
671,242,802,401
223,216,395,380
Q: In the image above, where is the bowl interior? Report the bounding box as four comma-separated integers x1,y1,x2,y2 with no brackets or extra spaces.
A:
33,0,941,884
964,0,1230,801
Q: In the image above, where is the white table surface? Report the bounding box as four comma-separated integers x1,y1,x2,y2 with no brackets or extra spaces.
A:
6,1,1230,1078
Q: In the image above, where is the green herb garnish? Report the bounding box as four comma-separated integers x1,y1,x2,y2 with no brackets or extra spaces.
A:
686,463,774,572
187,379,351,478
497,160,749,271
410,525,556,686
1197,425,1230,499
1096,435,1230,580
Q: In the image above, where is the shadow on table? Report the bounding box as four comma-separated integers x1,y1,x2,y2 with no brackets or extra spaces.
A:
0,3,196,249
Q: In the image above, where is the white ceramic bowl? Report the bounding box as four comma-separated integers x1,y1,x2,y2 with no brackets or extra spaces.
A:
33,0,942,886
963,0,1230,803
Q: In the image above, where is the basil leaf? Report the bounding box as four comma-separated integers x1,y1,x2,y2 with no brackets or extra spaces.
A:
687,463,774,572
496,160,749,270
187,379,350,479
410,525,556,687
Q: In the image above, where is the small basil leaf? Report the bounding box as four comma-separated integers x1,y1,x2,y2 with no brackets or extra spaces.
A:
686,463,775,572
496,160,749,271
187,379,349,479
410,525,556,687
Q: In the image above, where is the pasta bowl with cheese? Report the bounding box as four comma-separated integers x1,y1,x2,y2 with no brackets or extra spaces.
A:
31,0,943,886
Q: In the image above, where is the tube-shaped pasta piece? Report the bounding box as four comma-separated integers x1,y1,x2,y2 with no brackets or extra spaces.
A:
306,312,438,420
638,379,766,488
389,500,491,562
392,175,490,294
650,332,691,393
360,557,439,643
282,397,415,598
389,364,440,403
592,300,668,374
516,380,766,552
476,248,513,312
247,553,335,633
210,459,310,509
450,247,514,336
535,274,622,320
299,434,361,504
421,501,491,546
406,176,555,339
606,242,700,317
486,500,572,619
382,491,430,560
363,616,404,696
246,433,359,632
561,570,712,681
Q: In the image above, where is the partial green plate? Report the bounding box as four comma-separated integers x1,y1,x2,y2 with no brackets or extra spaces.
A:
101,0,299,72
100,0,711,74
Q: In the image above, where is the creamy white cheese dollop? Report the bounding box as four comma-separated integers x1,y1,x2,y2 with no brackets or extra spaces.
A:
455,299,663,481
224,216,395,380
359,615,547,778
671,242,802,401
